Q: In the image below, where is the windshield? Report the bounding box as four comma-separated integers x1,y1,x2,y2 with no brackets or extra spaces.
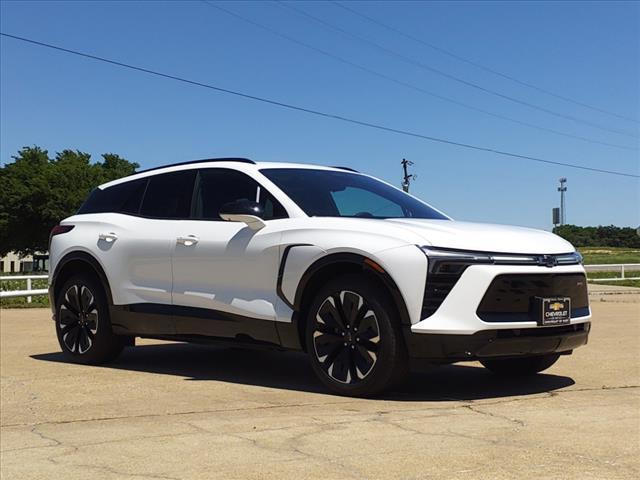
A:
260,168,449,220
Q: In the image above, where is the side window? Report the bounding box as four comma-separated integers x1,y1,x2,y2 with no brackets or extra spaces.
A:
77,178,147,215
139,170,196,219
192,169,287,221
119,179,147,215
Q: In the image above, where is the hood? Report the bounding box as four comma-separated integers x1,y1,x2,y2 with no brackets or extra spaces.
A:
385,219,575,254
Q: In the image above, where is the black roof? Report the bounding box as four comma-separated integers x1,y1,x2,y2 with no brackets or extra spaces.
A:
134,157,255,175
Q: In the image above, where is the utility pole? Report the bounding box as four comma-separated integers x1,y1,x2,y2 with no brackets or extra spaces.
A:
557,177,567,225
401,159,416,192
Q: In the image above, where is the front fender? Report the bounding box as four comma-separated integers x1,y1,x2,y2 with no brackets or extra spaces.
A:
278,243,427,325
369,244,428,325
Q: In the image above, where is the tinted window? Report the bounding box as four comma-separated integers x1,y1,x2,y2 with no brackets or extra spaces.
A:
261,168,448,219
332,187,404,217
77,178,147,215
120,180,147,214
192,169,287,221
140,170,196,219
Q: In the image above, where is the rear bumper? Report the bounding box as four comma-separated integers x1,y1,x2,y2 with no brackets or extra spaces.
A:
48,286,55,315
404,322,590,361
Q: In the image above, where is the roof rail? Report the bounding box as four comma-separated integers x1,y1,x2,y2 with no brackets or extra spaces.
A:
330,166,359,173
134,157,255,175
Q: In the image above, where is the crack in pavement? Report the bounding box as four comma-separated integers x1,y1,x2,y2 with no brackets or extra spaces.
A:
464,404,526,428
3,384,637,431
227,423,365,479
0,398,354,428
2,386,638,479
69,462,181,480
371,415,504,446
29,424,61,447
369,414,639,474
28,424,182,480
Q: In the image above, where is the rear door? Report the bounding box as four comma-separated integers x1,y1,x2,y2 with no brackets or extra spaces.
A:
88,170,195,334
78,177,174,308
170,168,287,343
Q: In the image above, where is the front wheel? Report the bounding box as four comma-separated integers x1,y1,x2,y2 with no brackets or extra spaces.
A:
305,274,408,397
480,354,560,376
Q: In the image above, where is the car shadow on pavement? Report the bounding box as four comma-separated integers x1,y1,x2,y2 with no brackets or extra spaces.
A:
32,342,575,401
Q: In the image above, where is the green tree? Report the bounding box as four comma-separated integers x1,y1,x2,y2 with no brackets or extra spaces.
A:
553,224,640,248
0,146,138,256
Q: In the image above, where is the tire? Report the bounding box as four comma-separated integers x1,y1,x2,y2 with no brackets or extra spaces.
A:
55,273,124,364
305,274,408,397
480,353,560,376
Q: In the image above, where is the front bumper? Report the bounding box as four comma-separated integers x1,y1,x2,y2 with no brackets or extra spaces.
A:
411,264,591,335
404,322,590,360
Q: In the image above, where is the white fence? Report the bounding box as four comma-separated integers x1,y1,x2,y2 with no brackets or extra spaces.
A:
0,275,48,302
0,264,638,302
583,264,640,282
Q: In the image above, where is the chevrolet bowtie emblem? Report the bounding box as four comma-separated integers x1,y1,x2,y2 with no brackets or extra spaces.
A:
538,255,558,267
549,302,565,311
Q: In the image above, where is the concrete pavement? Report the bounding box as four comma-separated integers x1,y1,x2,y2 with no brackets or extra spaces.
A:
1,296,638,479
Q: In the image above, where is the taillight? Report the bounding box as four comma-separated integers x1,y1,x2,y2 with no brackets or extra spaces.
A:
49,224,74,246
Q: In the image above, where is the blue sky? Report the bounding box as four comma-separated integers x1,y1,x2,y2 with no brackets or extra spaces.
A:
1,0,638,230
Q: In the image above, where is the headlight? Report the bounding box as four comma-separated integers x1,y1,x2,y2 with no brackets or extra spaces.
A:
420,247,582,272
419,247,492,274
558,251,583,265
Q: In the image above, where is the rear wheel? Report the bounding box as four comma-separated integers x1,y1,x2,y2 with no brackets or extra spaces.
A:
305,274,408,397
480,354,560,376
55,273,124,364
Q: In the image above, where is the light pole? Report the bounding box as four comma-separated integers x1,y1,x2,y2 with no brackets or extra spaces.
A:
558,177,567,225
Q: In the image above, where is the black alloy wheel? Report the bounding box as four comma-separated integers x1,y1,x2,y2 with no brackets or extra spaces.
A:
312,290,381,384
306,274,408,397
59,284,99,354
55,273,125,364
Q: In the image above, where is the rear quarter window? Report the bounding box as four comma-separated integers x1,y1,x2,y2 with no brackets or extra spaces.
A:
77,178,147,215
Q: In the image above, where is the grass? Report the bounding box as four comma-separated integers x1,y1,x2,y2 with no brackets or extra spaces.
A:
0,275,50,309
578,247,640,289
578,247,640,265
588,279,640,288
587,271,640,279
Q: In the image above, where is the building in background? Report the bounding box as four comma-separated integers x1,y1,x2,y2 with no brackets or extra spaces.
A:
0,252,49,273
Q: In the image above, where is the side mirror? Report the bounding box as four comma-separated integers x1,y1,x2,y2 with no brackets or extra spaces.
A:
219,199,266,231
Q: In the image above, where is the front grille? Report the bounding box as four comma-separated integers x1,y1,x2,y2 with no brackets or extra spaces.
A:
477,273,589,322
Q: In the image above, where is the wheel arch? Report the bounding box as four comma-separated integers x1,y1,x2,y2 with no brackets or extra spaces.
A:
51,251,113,312
288,252,411,351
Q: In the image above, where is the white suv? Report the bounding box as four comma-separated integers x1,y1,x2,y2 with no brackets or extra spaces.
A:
48,158,590,396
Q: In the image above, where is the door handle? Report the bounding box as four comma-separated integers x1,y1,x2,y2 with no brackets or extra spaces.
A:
98,232,118,243
177,235,199,247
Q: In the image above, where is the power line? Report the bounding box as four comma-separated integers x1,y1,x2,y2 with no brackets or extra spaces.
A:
332,0,640,125
1,32,638,179
273,1,637,139
205,1,635,151
289,1,639,139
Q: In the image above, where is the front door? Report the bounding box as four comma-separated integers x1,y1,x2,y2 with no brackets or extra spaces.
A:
170,168,288,343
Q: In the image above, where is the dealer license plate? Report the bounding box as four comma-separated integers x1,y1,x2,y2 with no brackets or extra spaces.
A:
536,297,571,326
